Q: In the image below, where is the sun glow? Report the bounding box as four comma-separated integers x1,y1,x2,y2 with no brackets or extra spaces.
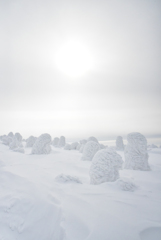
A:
55,39,94,78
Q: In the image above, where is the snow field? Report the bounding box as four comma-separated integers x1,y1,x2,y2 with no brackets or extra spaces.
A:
0,139,161,240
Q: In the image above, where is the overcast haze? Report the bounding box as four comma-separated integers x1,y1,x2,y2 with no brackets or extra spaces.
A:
0,0,161,140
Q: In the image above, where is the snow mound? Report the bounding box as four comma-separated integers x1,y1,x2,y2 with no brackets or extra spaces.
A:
31,133,51,154
124,132,150,171
87,136,98,143
81,141,100,161
116,136,124,150
26,136,37,148
58,136,66,147
55,174,82,184
89,149,123,184
116,178,137,191
52,137,59,146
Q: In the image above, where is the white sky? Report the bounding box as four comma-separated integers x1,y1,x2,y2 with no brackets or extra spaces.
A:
0,0,161,140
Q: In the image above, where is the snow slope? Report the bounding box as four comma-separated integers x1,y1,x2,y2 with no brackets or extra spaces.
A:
0,143,161,240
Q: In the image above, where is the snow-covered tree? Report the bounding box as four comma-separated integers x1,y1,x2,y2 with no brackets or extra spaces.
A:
64,143,71,150
116,136,124,150
15,132,22,142
70,142,79,150
9,136,23,150
89,148,123,184
52,137,59,146
58,136,66,147
2,135,13,145
32,133,51,154
87,136,98,143
124,132,150,170
8,132,14,138
81,141,100,161
26,136,37,148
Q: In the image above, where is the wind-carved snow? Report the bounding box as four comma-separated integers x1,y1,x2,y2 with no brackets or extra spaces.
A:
55,174,82,184
116,136,124,150
26,136,37,148
58,136,66,147
124,132,150,170
0,171,64,240
116,178,137,191
31,133,51,154
89,149,123,184
81,141,100,161
52,137,59,146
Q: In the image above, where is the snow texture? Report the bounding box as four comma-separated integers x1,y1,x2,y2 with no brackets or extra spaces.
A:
31,133,51,154
87,136,98,143
26,136,37,148
58,136,66,147
64,143,71,150
55,174,82,184
81,141,100,161
116,136,124,150
89,149,123,184
124,132,150,171
52,137,59,146
70,142,79,150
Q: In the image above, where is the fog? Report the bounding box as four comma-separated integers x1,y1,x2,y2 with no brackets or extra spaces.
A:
0,0,161,139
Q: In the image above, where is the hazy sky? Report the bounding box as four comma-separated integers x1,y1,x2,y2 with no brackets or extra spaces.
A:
0,0,161,140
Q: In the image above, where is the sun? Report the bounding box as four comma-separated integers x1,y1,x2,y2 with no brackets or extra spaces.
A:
55,39,94,78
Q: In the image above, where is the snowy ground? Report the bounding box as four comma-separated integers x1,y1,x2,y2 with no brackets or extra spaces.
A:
0,143,161,240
